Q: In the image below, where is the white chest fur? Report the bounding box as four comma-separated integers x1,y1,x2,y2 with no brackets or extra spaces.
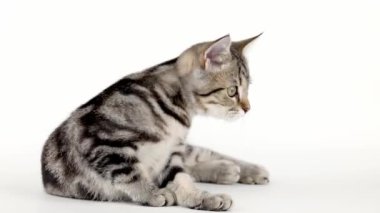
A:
136,119,188,177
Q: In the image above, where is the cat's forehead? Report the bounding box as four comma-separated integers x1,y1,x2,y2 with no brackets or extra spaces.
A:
214,56,249,85
205,69,245,90
231,47,250,82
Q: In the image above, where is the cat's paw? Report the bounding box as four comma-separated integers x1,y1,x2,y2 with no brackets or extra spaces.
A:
158,188,176,206
212,160,240,184
192,193,233,211
147,188,176,206
239,164,269,185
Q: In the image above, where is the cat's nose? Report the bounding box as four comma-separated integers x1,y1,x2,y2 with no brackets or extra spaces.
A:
240,99,250,113
242,105,250,113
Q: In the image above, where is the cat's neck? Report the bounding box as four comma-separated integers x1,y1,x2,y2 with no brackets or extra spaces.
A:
140,64,198,123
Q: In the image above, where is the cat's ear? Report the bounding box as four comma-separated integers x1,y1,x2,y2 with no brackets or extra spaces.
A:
232,32,263,54
203,35,231,70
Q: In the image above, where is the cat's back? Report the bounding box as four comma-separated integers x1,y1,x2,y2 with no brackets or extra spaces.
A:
41,59,191,196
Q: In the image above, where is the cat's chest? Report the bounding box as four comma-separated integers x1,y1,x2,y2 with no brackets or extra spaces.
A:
136,120,188,177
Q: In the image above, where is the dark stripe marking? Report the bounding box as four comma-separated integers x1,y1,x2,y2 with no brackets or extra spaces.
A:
195,88,225,97
171,90,187,110
77,183,100,200
95,153,137,169
52,127,79,178
111,166,134,178
41,165,61,188
153,90,190,127
120,88,167,129
91,136,155,149
160,166,184,187
128,173,141,183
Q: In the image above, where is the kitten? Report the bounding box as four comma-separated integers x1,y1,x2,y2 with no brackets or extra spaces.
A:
41,34,269,211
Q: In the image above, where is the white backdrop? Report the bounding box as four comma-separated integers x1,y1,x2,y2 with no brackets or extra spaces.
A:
0,0,379,212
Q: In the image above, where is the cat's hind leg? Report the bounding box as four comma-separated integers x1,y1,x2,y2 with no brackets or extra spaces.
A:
84,145,176,206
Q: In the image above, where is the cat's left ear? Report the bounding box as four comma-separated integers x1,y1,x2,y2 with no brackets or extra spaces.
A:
232,32,263,54
203,35,231,71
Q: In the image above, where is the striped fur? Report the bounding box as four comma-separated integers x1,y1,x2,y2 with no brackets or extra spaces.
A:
41,34,269,211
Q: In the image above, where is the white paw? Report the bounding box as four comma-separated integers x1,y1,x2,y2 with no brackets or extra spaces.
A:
158,188,176,206
212,160,240,184
239,164,269,185
192,193,233,211
147,188,176,206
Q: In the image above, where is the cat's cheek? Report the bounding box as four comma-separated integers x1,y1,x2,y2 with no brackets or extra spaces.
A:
204,105,228,119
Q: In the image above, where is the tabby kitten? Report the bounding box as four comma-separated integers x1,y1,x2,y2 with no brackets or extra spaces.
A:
41,34,269,211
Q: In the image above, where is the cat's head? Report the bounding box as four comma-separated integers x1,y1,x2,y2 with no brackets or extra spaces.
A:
178,34,262,120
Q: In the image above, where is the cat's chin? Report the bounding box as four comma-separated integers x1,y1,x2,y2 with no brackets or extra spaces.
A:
223,110,245,121
200,108,242,121
208,110,245,121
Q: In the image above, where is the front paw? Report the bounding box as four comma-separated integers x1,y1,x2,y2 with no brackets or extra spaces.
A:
147,188,176,206
192,193,233,211
239,164,269,185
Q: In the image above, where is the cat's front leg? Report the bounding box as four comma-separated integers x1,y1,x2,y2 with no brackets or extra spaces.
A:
188,160,241,184
184,144,270,185
114,178,175,207
167,173,232,211
238,162,269,184
160,148,233,211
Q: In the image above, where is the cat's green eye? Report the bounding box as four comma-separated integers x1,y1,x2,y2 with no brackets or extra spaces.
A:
227,86,238,97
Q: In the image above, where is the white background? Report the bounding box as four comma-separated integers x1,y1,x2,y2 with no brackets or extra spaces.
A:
0,0,379,212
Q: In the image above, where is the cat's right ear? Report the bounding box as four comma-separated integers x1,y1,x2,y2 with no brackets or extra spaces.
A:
232,33,263,54
203,35,231,71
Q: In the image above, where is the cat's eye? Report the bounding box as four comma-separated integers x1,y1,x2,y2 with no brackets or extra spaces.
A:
227,86,238,97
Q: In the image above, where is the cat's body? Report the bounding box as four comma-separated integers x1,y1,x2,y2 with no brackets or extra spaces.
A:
41,34,269,211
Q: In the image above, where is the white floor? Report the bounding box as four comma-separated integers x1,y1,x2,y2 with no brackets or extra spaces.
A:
1,143,379,213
